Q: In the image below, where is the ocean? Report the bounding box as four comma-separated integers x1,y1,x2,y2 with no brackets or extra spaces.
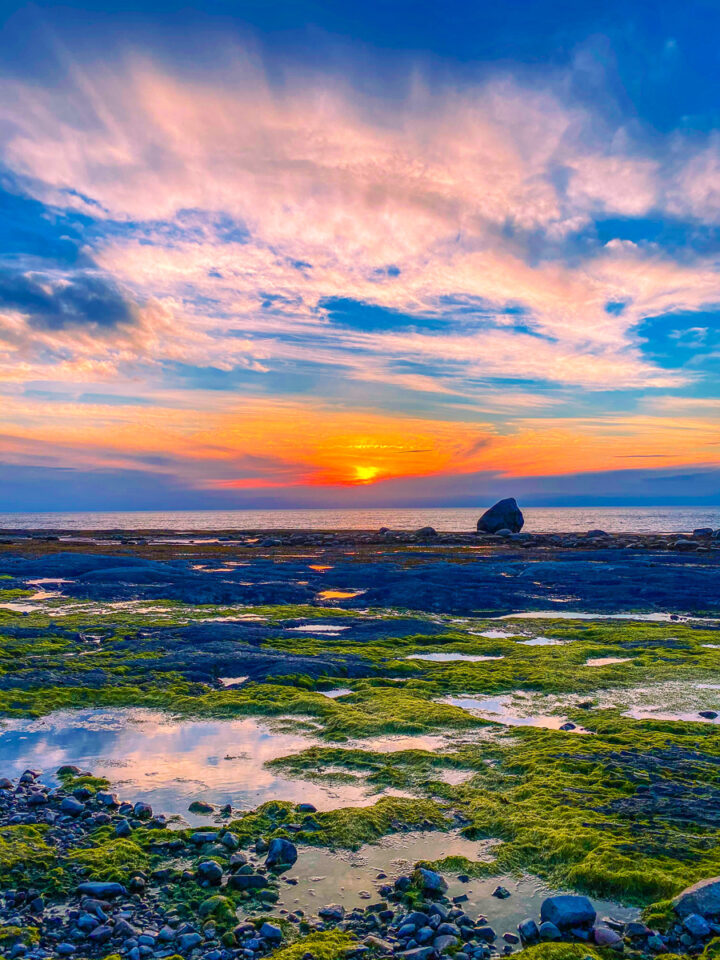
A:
0,506,717,533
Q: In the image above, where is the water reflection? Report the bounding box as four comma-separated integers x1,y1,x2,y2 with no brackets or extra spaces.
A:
0,709,408,823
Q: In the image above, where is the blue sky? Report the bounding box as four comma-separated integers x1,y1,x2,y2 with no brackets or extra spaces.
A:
0,0,718,509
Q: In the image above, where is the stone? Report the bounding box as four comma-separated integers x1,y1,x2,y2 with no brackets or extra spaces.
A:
415,868,448,894
587,529,608,537
672,877,720,918
699,711,719,720
593,925,623,947
221,832,240,851
477,498,524,534
188,800,215,814
297,803,317,812
60,797,85,816
196,860,223,884
260,923,283,941
517,919,539,942
228,873,268,891
503,933,520,944
397,949,434,960
540,895,596,929
177,932,203,952
88,925,113,944
415,527,439,538
433,935,458,953
76,881,127,899
133,801,152,819
475,927,496,942
492,886,510,899
319,904,345,921
683,914,711,938
693,528,714,537
265,837,298,869
538,922,561,941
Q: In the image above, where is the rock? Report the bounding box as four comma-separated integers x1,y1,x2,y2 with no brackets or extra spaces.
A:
415,527,439,538
433,935,458,953
60,797,85,816
699,711,718,720
587,530,608,537
683,914,711,938
492,886,511,899
76,881,127,899
221,831,240,850
196,860,223,884
265,837,298,869
397,949,434,960
538,921,561,941
518,919,539,942
540,895,596,929
477,498,524,534
115,819,132,837
673,877,720,918
415,868,448,894
297,803,317,812
96,791,119,807
57,765,82,776
319,904,345,921
647,935,666,952
88,925,113,944
260,923,283,941
188,800,215,814
503,933,520,944
133,801,152,819
559,722,576,731
693,528,714,537
56,944,75,956
624,921,652,938
177,932,203,952
227,873,268,890
594,925,623,947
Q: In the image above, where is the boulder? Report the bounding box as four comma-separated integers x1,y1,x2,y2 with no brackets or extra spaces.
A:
673,877,720,918
196,860,223,884
477,498,524,534
540,895,596,929
265,837,298,869
593,925,623,947
76,882,127,899
538,921,561,941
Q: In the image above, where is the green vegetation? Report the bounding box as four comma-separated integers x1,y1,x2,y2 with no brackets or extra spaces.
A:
266,931,356,960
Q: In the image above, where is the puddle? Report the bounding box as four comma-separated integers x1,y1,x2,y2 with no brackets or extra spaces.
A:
219,676,249,687
275,830,638,931
309,565,333,572
439,695,588,732
406,653,505,663
317,590,365,600
353,734,455,752
320,688,353,699
0,709,408,823
472,630,521,639
499,611,719,623
623,706,720,724
585,657,632,666
288,624,350,634
518,637,567,646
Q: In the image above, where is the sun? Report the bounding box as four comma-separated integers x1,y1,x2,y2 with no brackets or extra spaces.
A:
353,465,380,484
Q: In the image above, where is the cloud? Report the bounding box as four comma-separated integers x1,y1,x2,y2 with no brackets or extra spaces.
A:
0,268,136,331
0,44,718,500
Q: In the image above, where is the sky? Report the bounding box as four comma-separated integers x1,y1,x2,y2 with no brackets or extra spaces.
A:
0,0,719,510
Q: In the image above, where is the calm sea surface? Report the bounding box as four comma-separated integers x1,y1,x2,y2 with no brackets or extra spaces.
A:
0,506,717,533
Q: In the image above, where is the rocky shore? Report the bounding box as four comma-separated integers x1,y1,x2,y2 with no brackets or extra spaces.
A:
2,770,720,960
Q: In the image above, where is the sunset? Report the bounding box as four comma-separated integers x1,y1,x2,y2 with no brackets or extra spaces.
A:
1,1,719,508
1,4,720,957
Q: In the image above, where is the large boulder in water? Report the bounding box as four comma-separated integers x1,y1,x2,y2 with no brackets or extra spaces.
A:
477,498,524,534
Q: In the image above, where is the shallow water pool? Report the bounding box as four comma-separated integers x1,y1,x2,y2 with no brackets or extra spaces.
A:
0,708,410,823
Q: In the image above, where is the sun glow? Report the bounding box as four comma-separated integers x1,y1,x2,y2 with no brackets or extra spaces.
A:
353,465,381,484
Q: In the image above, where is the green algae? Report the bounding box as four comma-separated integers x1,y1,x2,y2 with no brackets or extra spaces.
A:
0,826,67,894
266,931,356,960
69,835,150,882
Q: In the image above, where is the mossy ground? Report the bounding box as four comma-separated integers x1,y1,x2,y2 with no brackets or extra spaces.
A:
0,543,718,922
